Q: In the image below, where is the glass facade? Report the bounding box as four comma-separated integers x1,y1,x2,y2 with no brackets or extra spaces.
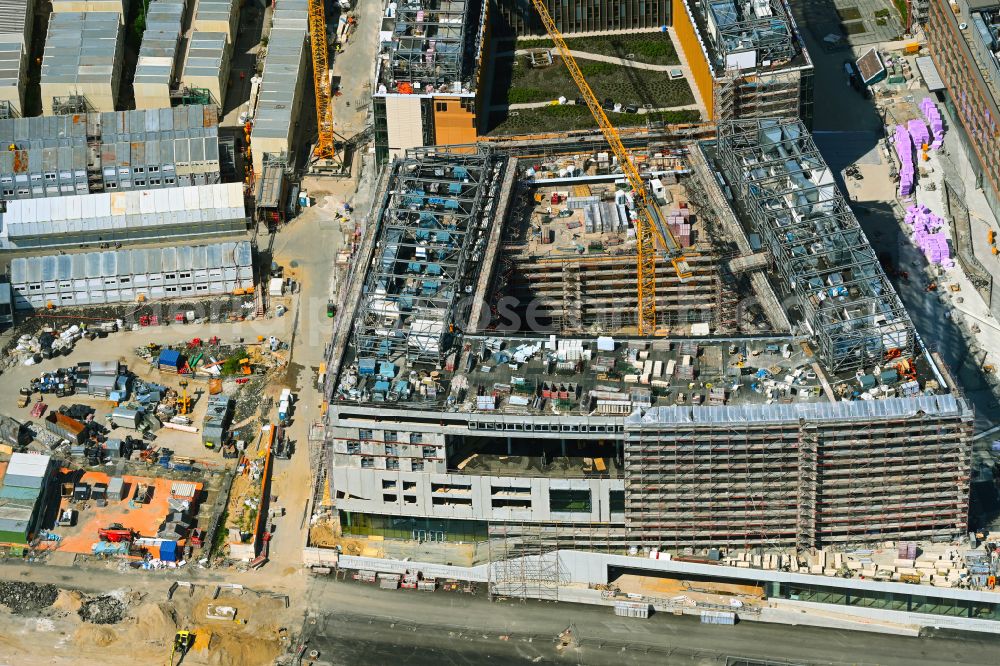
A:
768,580,1000,621
339,510,489,542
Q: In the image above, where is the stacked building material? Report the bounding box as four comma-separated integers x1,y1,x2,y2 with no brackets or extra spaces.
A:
894,124,915,197
905,205,953,268
907,118,930,150
920,98,945,149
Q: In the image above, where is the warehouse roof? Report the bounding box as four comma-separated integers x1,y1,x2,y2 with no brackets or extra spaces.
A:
0,182,246,241
10,240,253,283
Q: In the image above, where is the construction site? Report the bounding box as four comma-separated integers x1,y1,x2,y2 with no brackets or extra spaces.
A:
314,115,972,567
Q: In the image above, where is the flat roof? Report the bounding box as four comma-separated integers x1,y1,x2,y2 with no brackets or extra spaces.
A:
915,56,945,92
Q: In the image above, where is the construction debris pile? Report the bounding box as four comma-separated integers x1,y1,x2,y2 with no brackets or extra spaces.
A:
0,582,59,614
78,593,127,625
11,321,121,367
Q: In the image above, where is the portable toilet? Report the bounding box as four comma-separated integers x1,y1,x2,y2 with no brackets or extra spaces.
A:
159,540,178,562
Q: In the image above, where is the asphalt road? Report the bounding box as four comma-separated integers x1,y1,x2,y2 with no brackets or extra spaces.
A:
300,578,1000,666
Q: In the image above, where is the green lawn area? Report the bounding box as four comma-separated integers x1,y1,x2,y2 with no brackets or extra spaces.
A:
487,105,701,136
514,32,680,66
494,55,694,109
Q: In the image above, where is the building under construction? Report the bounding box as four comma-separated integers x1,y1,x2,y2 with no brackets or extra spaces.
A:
320,129,972,556
372,0,491,164
672,0,814,125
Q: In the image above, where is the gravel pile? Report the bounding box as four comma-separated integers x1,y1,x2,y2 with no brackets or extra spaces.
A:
0,582,59,614
78,594,126,624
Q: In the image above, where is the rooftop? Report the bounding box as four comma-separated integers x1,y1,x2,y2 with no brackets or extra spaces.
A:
0,181,246,247
958,1,1000,111
9,240,252,284
710,118,914,374
331,140,951,417
251,20,306,143
680,0,811,78
41,12,121,85
374,0,488,96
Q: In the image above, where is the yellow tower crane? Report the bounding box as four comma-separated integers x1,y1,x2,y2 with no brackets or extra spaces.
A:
529,0,692,335
308,0,335,160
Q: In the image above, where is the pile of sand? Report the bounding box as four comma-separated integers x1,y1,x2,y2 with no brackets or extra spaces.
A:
206,633,282,666
132,602,178,638
73,625,119,647
51,590,83,613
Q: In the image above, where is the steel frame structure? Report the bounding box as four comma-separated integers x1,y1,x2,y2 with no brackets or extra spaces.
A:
715,118,914,373
384,0,470,90
698,0,797,71
353,145,505,365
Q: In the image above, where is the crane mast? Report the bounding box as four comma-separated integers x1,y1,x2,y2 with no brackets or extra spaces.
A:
528,0,691,335
308,0,335,160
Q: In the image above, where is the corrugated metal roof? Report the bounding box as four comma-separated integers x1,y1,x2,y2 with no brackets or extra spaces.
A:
41,12,121,85
0,182,246,242
627,395,965,427
10,240,253,283
251,23,307,142
5,452,50,479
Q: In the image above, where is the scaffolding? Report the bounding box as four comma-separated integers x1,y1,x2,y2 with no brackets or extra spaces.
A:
352,145,507,366
624,394,972,550
714,118,914,374
380,0,475,92
698,0,797,71
488,522,560,601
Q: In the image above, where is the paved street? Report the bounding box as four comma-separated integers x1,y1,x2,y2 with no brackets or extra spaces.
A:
301,578,1000,666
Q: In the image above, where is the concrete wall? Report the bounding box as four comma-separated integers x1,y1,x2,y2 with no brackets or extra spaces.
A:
333,464,623,524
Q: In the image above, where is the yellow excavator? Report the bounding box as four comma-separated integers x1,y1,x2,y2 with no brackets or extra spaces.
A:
168,630,193,665
529,0,694,335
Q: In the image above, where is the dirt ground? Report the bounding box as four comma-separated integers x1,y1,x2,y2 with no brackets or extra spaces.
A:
0,583,294,665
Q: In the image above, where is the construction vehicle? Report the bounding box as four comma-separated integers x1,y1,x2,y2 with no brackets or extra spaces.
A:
177,380,192,416
529,0,692,335
308,0,335,160
168,630,193,665
98,524,136,543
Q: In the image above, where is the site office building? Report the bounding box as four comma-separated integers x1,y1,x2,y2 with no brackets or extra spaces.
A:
372,0,492,164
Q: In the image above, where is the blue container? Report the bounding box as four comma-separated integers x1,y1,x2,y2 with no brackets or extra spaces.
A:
159,540,177,562
158,349,182,369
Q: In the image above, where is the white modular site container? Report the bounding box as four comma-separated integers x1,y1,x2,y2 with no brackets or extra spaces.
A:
0,35,25,116
250,20,307,175
193,0,240,44
0,105,223,200
133,0,185,109
40,12,123,114
10,240,254,308
0,181,247,249
181,31,231,108
50,0,129,16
